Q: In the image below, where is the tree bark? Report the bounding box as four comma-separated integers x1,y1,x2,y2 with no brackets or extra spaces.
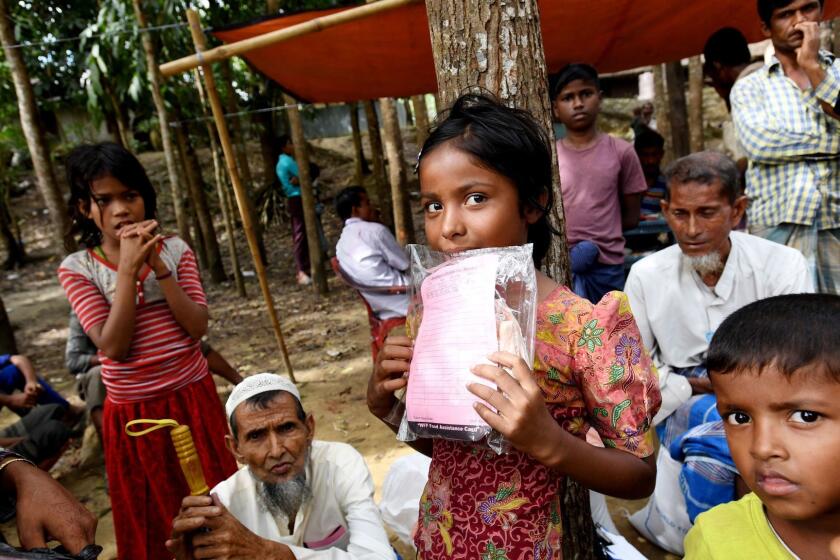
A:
665,61,690,159
103,78,132,151
349,102,369,185
285,94,328,297
688,56,705,153
652,63,674,163
412,94,430,149
0,295,16,355
173,122,227,284
425,2,588,556
379,98,415,245
363,100,393,230
0,0,71,254
402,97,414,126
220,60,255,188
132,0,191,246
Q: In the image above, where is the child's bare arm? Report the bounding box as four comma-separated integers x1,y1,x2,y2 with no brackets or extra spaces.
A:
470,351,656,499
146,240,208,341
621,193,643,230
367,335,433,457
9,355,39,388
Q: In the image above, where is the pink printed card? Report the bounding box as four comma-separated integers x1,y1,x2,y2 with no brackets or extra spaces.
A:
406,253,499,438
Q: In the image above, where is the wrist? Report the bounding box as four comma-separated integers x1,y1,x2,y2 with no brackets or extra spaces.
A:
155,267,172,281
533,422,571,469
261,538,292,559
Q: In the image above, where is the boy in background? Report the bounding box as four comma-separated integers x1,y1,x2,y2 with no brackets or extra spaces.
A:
552,63,646,302
634,127,668,219
685,294,840,559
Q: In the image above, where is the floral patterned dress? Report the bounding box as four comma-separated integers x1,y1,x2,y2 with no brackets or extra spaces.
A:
415,286,661,560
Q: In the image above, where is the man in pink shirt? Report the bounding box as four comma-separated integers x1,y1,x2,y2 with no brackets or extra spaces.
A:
552,63,646,302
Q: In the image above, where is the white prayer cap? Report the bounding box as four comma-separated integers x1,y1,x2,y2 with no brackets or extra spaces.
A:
225,372,301,423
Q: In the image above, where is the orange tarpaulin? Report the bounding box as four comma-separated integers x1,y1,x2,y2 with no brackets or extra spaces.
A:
212,1,840,103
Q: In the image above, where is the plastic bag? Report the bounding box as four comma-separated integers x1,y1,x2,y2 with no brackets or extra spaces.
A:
393,244,537,454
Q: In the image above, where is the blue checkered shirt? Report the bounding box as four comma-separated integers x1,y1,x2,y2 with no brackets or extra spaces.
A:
731,51,840,230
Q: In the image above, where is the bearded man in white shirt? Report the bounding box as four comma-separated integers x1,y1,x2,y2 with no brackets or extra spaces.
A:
626,151,813,433
167,374,395,560
335,187,409,319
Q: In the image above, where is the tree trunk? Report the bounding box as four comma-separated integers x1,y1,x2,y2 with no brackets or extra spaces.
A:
188,201,210,272
363,100,393,230
425,2,588,557
103,78,132,151
0,157,24,269
285,94,328,297
665,61,690,159
349,102,369,185
379,98,415,245
0,0,71,254
0,295,16,355
652,63,674,164
402,97,414,126
412,94,430,149
688,56,704,153
220,60,255,188
173,122,227,284
132,0,191,246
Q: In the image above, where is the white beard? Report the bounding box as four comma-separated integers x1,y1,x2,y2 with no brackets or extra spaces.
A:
249,451,312,519
685,251,725,277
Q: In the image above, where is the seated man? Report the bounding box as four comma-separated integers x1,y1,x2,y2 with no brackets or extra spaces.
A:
65,311,106,446
168,373,395,559
625,152,812,544
335,186,408,319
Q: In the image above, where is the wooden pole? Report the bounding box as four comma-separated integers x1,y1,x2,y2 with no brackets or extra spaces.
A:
411,94,430,149
132,0,192,246
349,102,368,185
187,9,294,381
163,0,420,77
284,94,329,296
379,97,415,244
652,63,674,163
363,100,393,230
193,69,247,298
665,61,690,159
688,56,705,153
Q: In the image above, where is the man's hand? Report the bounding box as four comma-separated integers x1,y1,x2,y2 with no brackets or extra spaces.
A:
167,495,293,560
8,391,37,409
795,21,822,72
23,382,42,398
4,461,97,554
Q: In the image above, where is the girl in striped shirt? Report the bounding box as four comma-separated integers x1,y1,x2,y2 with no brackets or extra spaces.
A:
58,143,236,560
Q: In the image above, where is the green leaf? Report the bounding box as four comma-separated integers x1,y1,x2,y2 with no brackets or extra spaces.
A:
611,399,632,428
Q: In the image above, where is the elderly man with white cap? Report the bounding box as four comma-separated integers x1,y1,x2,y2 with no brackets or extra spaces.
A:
166,373,395,559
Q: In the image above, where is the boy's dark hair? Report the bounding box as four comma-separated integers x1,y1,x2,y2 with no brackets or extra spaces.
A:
664,151,741,204
418,93,556,267
634,127,666,152
757,0,824,25
229,389,307,440
335,185,367,221
708,294,840,380
278,134,291,149
551,63,600,100
703,28,751,70
65,142,157,251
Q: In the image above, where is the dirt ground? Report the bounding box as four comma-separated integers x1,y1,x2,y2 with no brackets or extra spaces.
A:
0,102,734,558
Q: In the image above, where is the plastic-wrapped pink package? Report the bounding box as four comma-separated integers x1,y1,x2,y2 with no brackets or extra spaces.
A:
392,244,537,454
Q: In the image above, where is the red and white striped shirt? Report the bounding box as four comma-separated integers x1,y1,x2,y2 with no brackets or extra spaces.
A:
58,237,209,404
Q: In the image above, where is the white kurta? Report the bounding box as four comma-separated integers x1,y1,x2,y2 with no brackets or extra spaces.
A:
335,218,409,319
625,231,813,422
212,440,395,560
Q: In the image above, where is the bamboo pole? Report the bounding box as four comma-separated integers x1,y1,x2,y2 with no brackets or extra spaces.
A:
163,0,420,78
411,94,430,149
284,94,329,297
688,56,705,153
187,9,294,381
379,97,414,244
349,102,368,185
193,69,247,298
363,100,393,230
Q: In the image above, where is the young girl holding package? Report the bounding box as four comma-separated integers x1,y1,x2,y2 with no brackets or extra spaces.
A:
58,143,236,559
367,95,661,558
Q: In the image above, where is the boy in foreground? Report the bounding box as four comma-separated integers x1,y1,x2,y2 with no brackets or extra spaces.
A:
684,293,840,559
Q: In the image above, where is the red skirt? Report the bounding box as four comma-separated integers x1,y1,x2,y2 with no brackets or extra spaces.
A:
103,374,237,560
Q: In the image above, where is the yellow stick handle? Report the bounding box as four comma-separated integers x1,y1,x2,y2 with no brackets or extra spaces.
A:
125,419,209,496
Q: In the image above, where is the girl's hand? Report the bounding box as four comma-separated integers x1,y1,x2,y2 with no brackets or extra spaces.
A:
468,351,561,461
118,221,160,276
23,382,41,397
367,335,412,420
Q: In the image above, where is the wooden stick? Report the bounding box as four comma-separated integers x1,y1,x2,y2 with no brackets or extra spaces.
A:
187,9,295,382
162,0,420,78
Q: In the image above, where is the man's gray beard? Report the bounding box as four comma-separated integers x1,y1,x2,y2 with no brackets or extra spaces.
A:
685,251,725,277
250,454,312,519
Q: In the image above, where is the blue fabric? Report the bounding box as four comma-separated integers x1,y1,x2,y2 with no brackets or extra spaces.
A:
671,420,738,523
641,175,667,216
570,242,625,303
0,355,68,408
276,153,301,198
